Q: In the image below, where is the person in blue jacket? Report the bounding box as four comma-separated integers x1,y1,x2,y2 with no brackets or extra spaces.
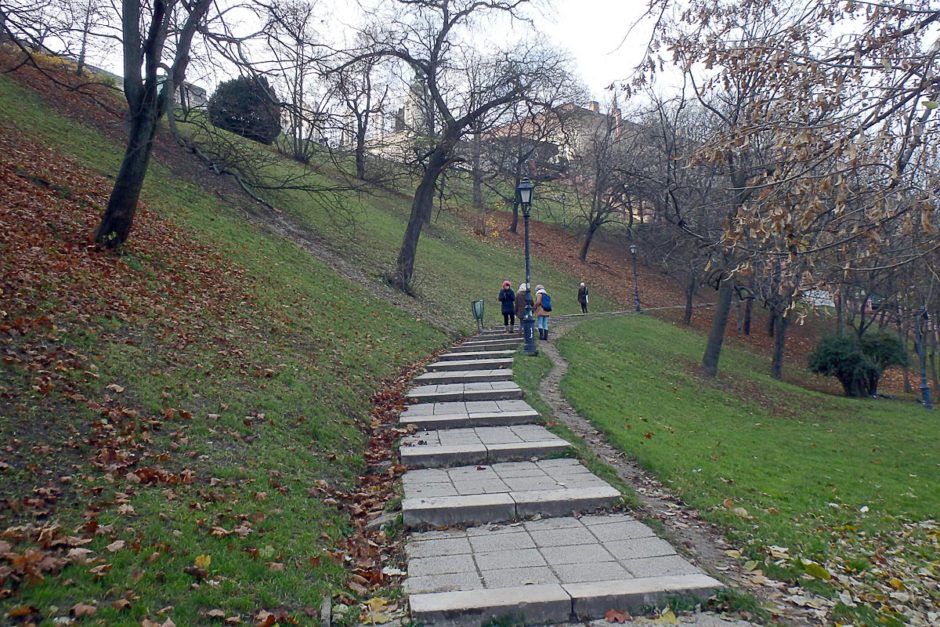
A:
497,280,516,333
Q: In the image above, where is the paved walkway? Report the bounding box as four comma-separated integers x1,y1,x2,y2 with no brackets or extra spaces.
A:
398,328,722,626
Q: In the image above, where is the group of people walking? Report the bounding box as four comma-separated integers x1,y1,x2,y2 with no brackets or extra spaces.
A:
498,280,589,340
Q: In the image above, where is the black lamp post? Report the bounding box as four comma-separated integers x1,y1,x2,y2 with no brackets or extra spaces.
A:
630,243,641,312
517,177,537,356
915,307,933,409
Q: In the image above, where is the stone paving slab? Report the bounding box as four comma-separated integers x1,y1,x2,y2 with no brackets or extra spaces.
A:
426,358,514,372
400,425,570,468
401,460,620,528
453,340,521,352
405,514,721,624
400,400,540,430
414,369,513,385
407,381,523,403
439,350,516,361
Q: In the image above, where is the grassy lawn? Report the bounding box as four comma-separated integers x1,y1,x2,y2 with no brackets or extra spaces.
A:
0,73,445,624
556,315,939,625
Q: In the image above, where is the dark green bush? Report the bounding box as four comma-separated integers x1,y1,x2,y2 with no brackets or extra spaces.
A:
207,76,282,145
809,332,908,397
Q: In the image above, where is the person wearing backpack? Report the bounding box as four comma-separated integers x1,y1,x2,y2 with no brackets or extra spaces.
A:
534,284,552,340
497,280,516,333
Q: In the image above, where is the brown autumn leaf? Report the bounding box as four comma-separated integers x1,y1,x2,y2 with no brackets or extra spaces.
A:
106,540,126,552
112,598,132,611
71,602,97,617
604,608,631,623
206,609,226,619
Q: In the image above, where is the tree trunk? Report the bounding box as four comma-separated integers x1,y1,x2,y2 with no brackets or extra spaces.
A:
743,281,753,335
767,309,775,337
471,133,483,209
394,150,446,292
736,295,744,334
835,290,845,336
94,106,159,247
930,316,939,392
579,221,599,262
509,199,519,233
771,309,788,380
683,272,696,326
355,127,367,180
702,276,734,377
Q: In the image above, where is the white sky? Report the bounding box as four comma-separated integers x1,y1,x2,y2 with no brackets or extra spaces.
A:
89,0,654,101
541,0,653,99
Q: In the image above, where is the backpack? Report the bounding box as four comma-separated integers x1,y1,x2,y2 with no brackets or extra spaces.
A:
541,292,552,312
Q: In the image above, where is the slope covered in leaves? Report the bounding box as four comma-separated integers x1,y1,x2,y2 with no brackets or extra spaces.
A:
0,75,445,624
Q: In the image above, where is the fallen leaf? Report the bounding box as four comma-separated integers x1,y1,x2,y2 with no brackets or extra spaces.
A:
71,603,97,617
604,608,631,623
194,554,212,569
107,540,126,552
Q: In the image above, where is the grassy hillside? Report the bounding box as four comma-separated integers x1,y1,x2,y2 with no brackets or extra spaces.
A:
556,315,938,625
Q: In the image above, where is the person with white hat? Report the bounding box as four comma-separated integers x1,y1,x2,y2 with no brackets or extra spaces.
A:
514,282,529,334
577,281,589,314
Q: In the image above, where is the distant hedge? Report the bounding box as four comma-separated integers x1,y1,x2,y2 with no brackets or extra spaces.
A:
809,331,908,397
207,76,281,145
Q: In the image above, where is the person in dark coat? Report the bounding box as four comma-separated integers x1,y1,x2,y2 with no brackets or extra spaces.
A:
497,280,516,333
577,282,589,314
515,283,529,334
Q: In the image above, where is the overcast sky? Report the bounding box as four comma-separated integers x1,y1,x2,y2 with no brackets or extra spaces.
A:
541,1,652,98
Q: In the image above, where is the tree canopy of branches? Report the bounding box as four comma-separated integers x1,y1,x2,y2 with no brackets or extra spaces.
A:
638,0,940,379
353,0,567,293
208,75,283,145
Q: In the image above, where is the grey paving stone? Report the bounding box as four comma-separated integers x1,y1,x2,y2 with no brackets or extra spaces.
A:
464,401,501,413
513,486,621,518
523,517,585,532
467,530,535,553
453,479,511,495
439,350,515,361
402,493,516,529
475,547,546,571
623,554,705,578
604,537,678,560
553,560,632,584
426,358,514,371
400,444,488,469
540,543,615,565
564,574,723,620
414,370,513,385
410,553,477,577
409,585,573,627
465,523,523,537
403,483,459,498
481,566,560,588
406,536,472,559
588,519,658,542
404,571,484,595
503,476,565,492
529,526,598,547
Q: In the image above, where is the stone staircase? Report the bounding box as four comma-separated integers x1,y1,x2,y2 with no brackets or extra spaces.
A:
397,328,722,625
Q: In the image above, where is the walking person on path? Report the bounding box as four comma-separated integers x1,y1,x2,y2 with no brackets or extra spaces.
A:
515,283,528,335
497,280,516,333
534,284,552,340
577,281,589,314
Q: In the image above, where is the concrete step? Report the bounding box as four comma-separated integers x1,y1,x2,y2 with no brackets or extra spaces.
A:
404,513,722,625
414,370,512,386
402,459,620,529
439,350,516,361
400,400,540,430
452,341,520,353
407,382,523,404
426,358,513,372
400,425,570,468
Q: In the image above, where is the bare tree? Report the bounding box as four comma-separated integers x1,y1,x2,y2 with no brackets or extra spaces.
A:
334,53,388,180
92,0,212,248
352,0,564,292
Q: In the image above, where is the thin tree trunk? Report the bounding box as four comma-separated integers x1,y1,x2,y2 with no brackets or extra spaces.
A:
899,319,913,393
94,106,159,247
835,290,845,336
743,297,753,334
930,315,939,392
683,272,696,326
579,221,599,262
509,200,519,233
736,293,745,334
394,150,446,292
355,127,367,180
767,309,776,337
771,309,788,380
702,276,734,377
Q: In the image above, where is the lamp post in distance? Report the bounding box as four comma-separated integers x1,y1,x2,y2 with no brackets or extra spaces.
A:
517,177,537,356
630,243,641,312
